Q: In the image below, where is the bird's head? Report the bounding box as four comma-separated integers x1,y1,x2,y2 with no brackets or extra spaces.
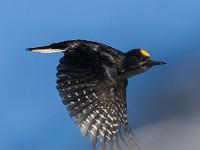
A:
120,49,166,78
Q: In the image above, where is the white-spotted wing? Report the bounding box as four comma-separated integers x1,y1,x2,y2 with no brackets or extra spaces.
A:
55,40,140,150
28,40,140,150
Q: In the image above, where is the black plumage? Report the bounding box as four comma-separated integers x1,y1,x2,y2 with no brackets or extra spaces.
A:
27,40,166,150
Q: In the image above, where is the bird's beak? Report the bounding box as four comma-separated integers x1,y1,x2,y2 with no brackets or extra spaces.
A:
146,60,166,67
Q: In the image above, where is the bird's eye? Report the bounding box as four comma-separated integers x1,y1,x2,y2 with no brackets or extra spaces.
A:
140,49,150,58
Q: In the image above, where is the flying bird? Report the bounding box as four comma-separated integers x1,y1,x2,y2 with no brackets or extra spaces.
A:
27,40,166,150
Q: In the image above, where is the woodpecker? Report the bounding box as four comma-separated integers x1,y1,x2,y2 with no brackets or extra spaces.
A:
27,40,166,150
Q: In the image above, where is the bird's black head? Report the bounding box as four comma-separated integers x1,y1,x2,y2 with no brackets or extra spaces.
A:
121,49,166,78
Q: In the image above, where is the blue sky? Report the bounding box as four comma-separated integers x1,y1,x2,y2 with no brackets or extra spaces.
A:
1,0,200,150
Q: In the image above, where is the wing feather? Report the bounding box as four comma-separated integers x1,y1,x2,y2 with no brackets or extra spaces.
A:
34,40,141,150
28,40,141,149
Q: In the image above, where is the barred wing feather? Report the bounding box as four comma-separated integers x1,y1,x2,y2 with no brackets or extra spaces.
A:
28,40,140,150
56,46,139,150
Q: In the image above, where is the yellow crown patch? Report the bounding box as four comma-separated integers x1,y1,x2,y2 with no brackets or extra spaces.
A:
140,49,150,57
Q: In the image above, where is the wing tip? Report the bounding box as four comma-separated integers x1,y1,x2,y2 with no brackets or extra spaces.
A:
80,126,89,138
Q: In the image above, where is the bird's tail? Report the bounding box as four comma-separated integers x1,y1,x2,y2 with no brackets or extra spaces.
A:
26,46,65,53
26,40,80,53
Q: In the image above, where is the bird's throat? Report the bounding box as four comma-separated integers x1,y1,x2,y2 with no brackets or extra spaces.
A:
117,67,147,79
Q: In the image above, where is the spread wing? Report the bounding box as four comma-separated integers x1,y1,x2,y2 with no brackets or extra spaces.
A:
28,40,140,150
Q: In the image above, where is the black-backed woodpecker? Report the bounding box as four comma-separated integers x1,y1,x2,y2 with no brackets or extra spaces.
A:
27,40,166,150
